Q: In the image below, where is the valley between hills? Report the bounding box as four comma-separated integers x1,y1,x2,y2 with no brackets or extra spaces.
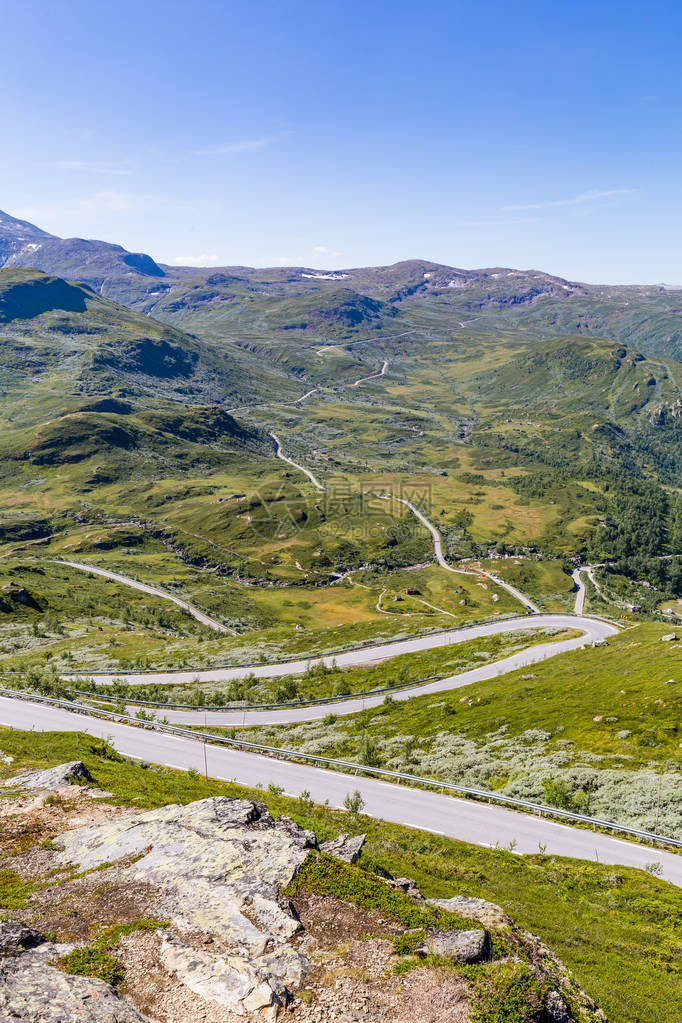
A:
0,210,681,1023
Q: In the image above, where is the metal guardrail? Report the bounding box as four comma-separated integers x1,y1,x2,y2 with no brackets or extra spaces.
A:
64,674,443,711
52,611,532,677
0,685,679,850
42,619,612,713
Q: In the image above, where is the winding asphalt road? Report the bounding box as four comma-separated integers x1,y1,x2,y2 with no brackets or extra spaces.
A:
270,432,325,490
53,560,231,633
65,613,615,690
1,694,679,885
388,496,541,612
572,568,586,614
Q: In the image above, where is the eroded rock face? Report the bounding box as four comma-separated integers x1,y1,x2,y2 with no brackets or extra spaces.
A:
160,933,311,1020
56,797,316,954
0,920,43,955
320,832,366,864
161,933,279,1019
0,956,150,1022
4,760,94,792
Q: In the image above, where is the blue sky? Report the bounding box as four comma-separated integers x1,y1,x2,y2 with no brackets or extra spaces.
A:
2,0,681,283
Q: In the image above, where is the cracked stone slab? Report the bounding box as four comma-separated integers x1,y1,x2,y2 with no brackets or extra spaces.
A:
0,957,150,1022
161,934,281,1019
56,797,316,953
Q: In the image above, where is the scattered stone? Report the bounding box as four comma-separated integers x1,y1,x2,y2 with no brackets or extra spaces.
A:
416,928,491,964
320,832,366,864
665,678,677,685
4,761,94,792
616,730,632,739
388,877,423,899
427,895,511,930
0,921,43,955
661,633,677,642
56,797,316,954
256,945,312,988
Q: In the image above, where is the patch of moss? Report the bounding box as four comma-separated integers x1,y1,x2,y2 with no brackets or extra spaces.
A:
285,852,469,931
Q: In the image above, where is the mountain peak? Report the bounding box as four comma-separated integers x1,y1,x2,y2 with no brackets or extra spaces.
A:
0,207,165,286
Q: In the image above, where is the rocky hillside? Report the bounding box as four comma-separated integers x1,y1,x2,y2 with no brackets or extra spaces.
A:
0,759,606,1023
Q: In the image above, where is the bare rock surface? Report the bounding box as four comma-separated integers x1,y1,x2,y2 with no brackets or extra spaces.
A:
416,928,491,963
427,895,512,929
56,797,316,953
160,933,282,1019
4,760,94,792
0,955,150,1022
0,919,43,954
320,832,366,863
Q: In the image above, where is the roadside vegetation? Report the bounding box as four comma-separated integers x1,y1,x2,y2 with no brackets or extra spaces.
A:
223,623,682,836
0,728,679,1023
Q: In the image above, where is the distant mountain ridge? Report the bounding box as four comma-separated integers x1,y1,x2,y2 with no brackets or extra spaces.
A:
2,207,682,361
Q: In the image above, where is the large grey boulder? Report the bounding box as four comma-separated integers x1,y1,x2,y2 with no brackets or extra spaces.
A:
320,832,366,864
0,957,150,1022
57,797,316,954
417,928,491,963
427,895,511,929
4,760,94,792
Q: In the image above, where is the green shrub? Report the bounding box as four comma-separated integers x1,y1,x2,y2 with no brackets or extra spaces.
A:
58,947,125,986
472,962,546,1023
392,928,426,954
0,870,39,911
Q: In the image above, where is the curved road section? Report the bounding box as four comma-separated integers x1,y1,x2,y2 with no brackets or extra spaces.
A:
65,613,616,693
53,560,231,634
1,695,679,886
385,496,540,613
270,432,324,491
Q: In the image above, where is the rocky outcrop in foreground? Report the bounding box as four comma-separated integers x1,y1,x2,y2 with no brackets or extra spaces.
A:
56,796,315,955
0,765,609,1023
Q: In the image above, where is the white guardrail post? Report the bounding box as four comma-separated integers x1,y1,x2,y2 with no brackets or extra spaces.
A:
0,686,679,849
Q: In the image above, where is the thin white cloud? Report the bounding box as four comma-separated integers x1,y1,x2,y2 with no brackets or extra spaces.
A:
313,244,344,258
503,188,636,212
172,254,220,266
15,190,160,222
193,136,276,156
53,160,133,176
